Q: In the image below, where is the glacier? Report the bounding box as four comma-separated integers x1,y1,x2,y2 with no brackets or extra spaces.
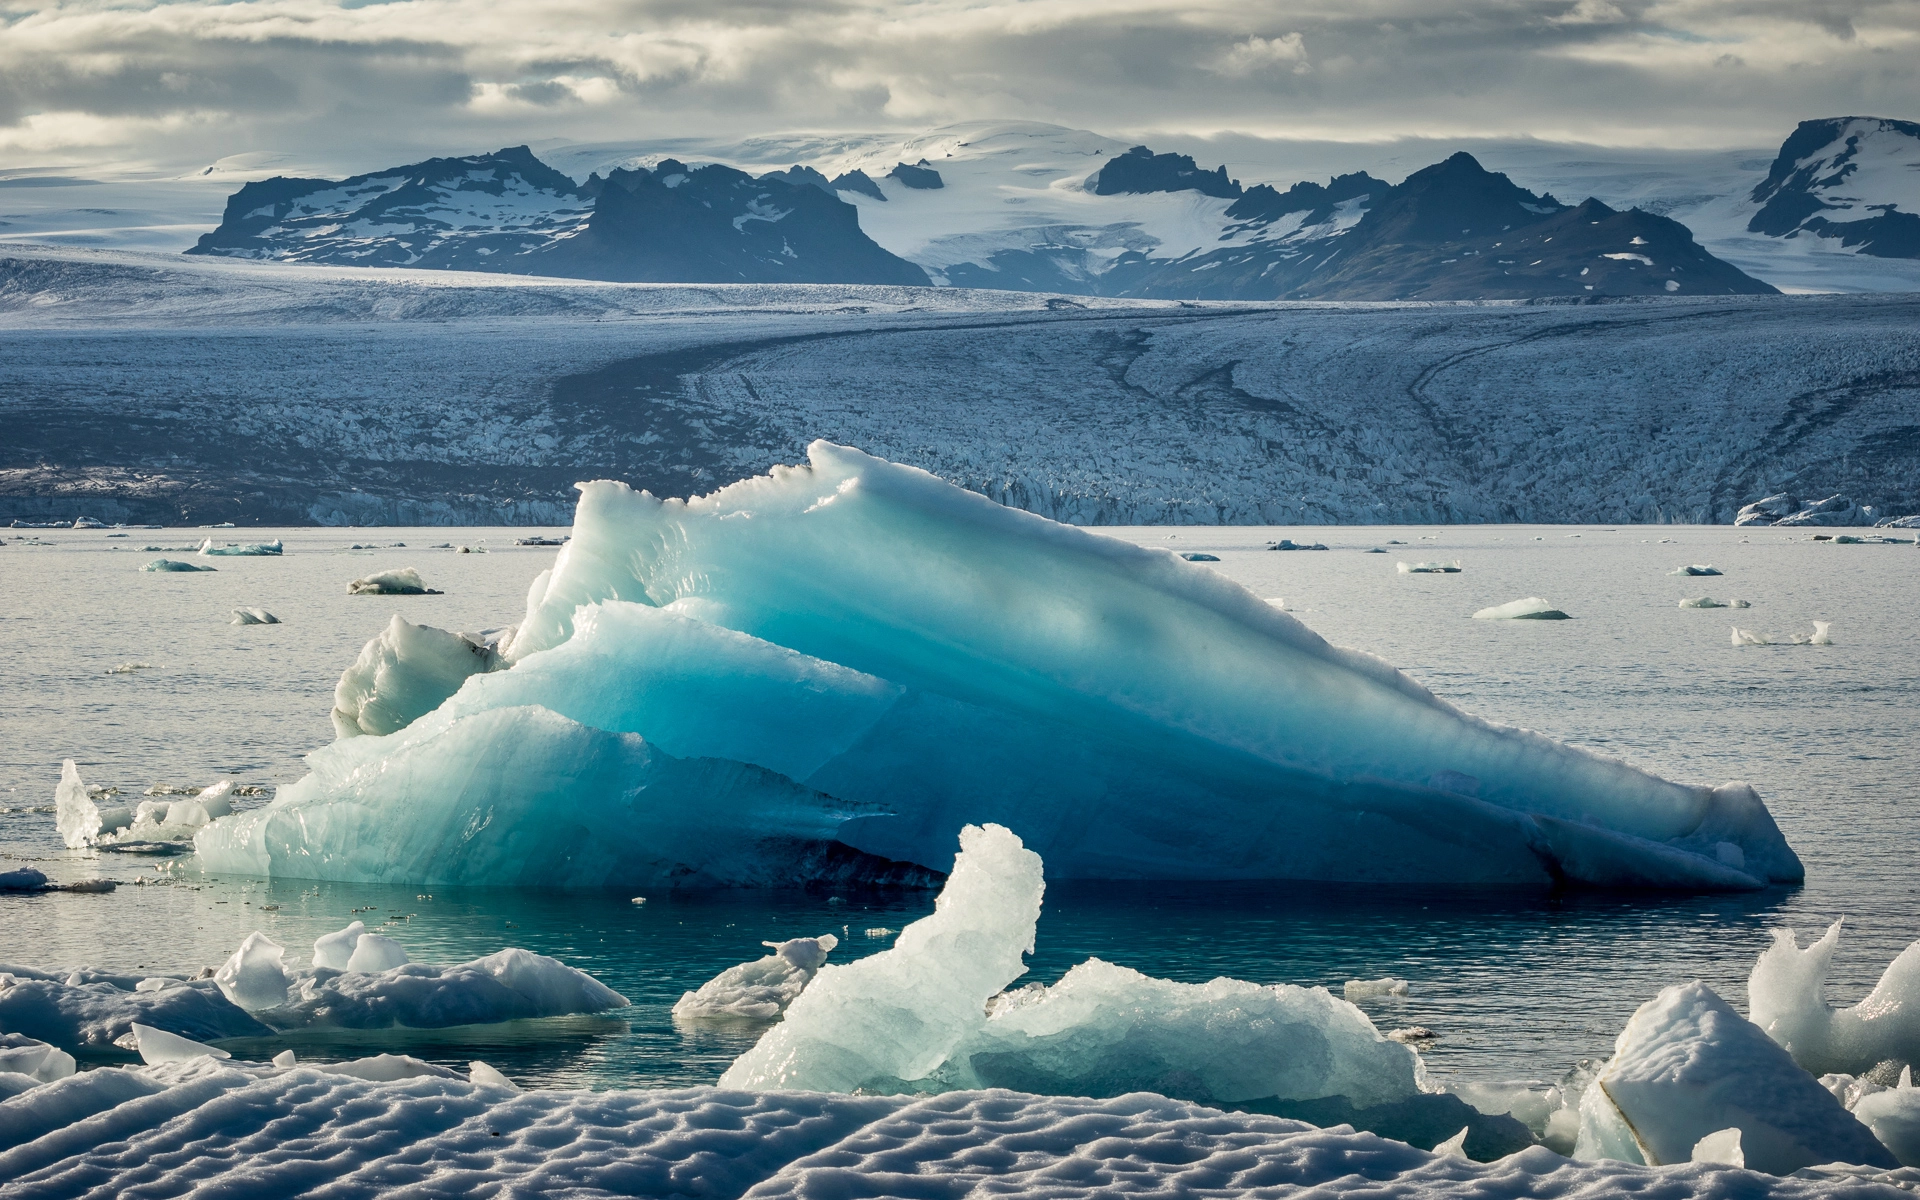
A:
196,441,1801,890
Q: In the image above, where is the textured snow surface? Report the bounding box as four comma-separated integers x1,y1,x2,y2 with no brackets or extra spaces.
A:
196,445,1800,889
1,1069,1908,1199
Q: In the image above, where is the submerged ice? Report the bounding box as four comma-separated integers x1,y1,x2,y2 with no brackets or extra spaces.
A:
196,442,1801,890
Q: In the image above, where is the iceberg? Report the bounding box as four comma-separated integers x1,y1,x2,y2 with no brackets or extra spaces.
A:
1750,921,1920,1077
54,760,132,849
1573,980,1894,1174
0,964,274,1050
347,567,439,595
259,946,629,1030
197,538,283,557
1671,564,1723,576
672,934,840,1021
1397,560,1462,573
1471,598,1571,620
141,559,214,572
1678,597,1748,609
196,442,1802,891
229,607,280,625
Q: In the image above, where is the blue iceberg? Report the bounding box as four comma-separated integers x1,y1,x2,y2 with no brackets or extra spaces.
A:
197,442,1802,890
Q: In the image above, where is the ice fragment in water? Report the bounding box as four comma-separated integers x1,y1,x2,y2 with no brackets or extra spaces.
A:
1750,920,1920,1077
1670,564,1722,576
0,1035,76,1083
347,567,438,595
1397,560,1462,573
331,614,506,738
1433,1126,1470,1158
214,932,292,1011
323,1053,456,1081
1678,597,1748,609
344,933,410,973
230,608,280,625
1471,598,1570,620
54,759,131,849
1573,980,1893,1173
129,1023,231,1065
313,920,366,971
723,825,1422,1109
673,934,840,1021
1853,1072,1920,1166
142,559,215,572
272,1049,296,1067
1344,977,1411,1001
1731,627,1768,646
197,442,1802,891
469,1060,518,1089
198,538,283,556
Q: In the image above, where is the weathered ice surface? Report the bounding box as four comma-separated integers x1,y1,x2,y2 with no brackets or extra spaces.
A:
1,247,1916,525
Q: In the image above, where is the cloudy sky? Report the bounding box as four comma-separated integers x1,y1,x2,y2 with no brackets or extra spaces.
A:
2,0,1916,171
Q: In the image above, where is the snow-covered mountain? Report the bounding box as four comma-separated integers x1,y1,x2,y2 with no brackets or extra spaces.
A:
1746,117,1920,258
186,147,928,285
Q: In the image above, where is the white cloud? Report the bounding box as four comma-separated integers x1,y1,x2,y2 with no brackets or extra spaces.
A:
0,0,1913,170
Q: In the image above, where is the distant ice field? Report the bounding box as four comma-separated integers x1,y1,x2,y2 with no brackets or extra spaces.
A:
1,523,1915,1090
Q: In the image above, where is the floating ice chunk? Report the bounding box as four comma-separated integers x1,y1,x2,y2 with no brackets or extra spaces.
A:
331,614,506,738
1809,621,1834,646
128,1023,231,1065
722,823,1044,1092
1267,539,1327,551
230,607,280,625
1690,1127,1744,1167
0,1035,75,1083
724,825,1423,1111
1433,1126,1470,1158
322,1053,456,1081
1670,564,1723,576
1397,560,1462,573
214,932,292,1011
142,559,215,572
1179,552,1220,561
313,920,366,971
53,759,131,849
1750,921,1920,1077
673,934,841,1021
1344,977,1411,1001
347,567,439,595
266,947,627,1029
1471,598,1570,620
272,1049,296,1068
1732,627,1769,646
1573,980,1893,1173
199,539,283,556
344,933,410,973
0,867,51,891
0,965,272,1050
469,1060,518,1089
1678,597,1749,609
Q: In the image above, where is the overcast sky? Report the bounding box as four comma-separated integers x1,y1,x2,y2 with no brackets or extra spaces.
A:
2,0,1915,172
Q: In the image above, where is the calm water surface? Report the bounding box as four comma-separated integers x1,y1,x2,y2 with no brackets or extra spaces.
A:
1,523,1914,1090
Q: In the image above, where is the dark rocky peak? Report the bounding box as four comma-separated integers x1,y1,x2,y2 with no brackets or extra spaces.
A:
1354,152,1565,244
830,170,887,201
888,160,944,190
1226,171,1386,225
1751,116,1920,206
1091,146,1241,198
760,165,836,193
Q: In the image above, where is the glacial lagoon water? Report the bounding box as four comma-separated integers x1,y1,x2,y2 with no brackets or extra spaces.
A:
2,522,1915,1093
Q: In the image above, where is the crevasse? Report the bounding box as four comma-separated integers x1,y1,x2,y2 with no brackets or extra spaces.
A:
197,441,1802,890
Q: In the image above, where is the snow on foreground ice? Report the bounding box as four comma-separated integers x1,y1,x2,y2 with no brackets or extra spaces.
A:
197,442,1801,890
5,1071,1908,1200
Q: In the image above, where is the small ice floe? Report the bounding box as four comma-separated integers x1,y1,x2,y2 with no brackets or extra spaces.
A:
104,661,153,673
229,608,280,625
0,866,117,894
1572,979,1893,1174
1731,627,1768,646
55,760,133,848
1343,977,1411,1001
142,559,214,573
57,762,236,850
346,567,439,595
197,539,283,557
673,934,840,1021
1471,597,1571,620
1267,539,1328,551
1750,920,1920,1079
1385,1026,1436,1046
1678,597,1749,609
1732,622,1832,646
865,927,897,938
1397,560,1462,573
1364,547,1387,553
515,536,567,547
1179,552,1220,562
1669,564,1722,576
